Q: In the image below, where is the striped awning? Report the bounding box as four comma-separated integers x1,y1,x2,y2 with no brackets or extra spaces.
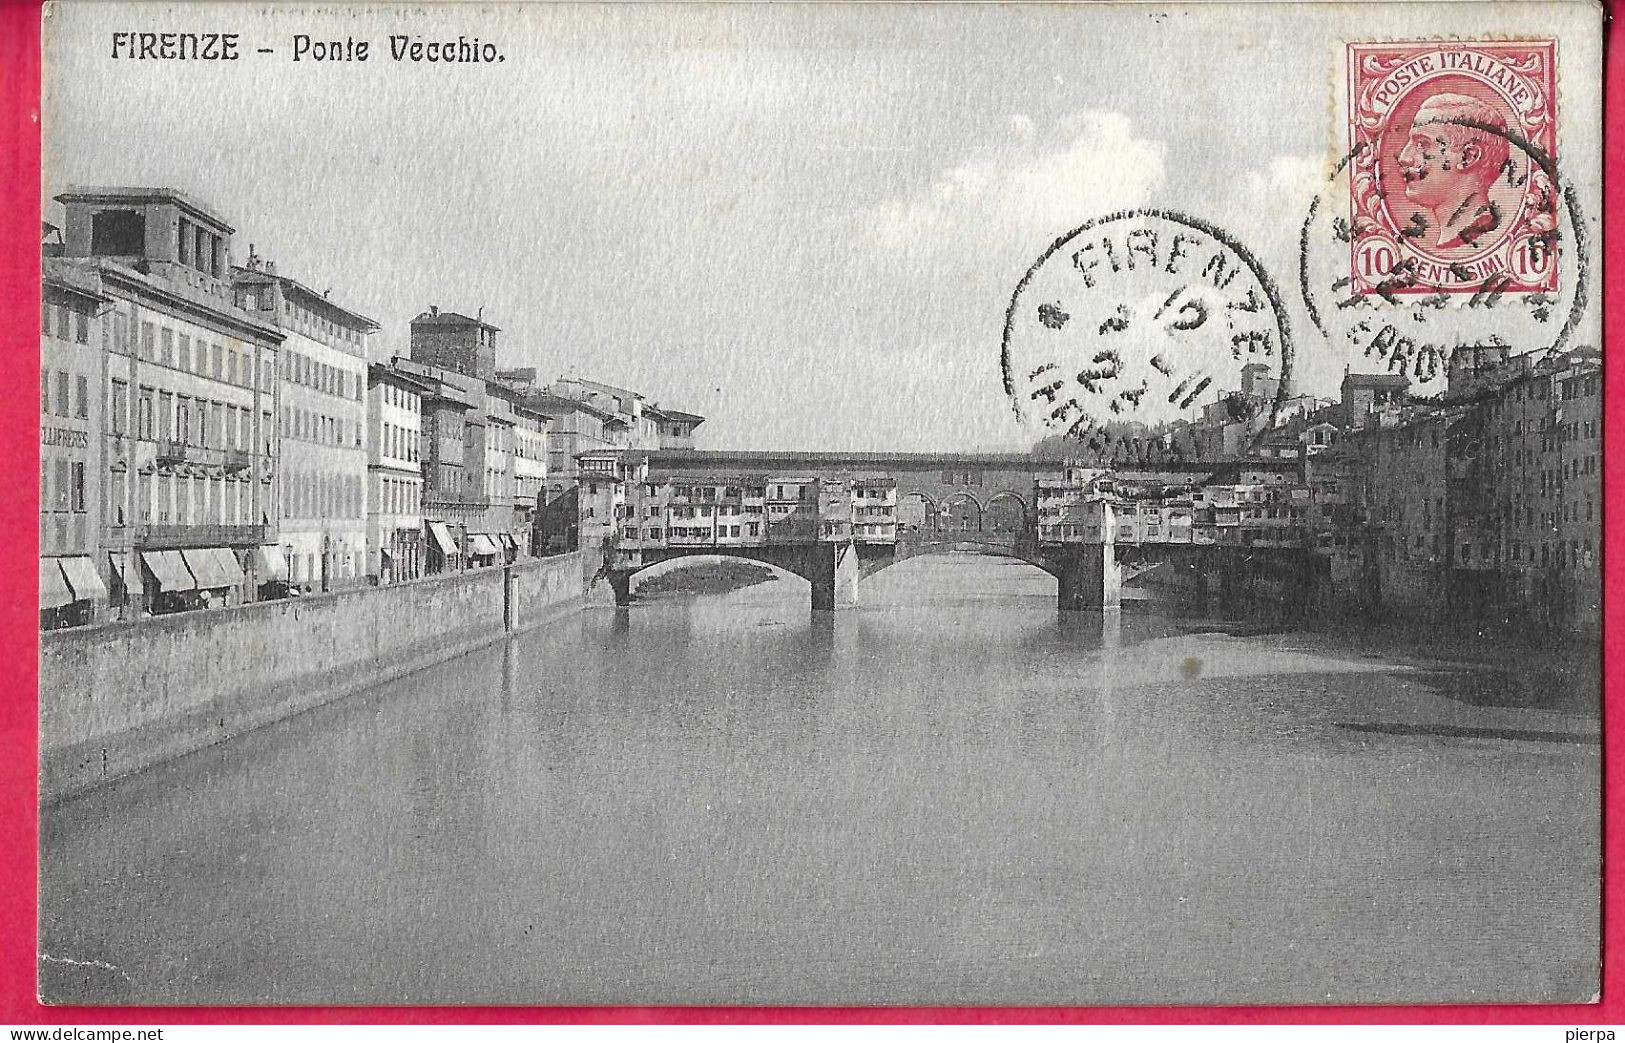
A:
59,556,108,601
427,522,458,556
210,547,244,588
182,549,229,589
469,534,500,557
40,559,72,610
142,550,196,593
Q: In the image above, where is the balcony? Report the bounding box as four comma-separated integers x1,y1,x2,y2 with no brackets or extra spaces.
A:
135,523,267,548
156,440,226,468
223,449,254,473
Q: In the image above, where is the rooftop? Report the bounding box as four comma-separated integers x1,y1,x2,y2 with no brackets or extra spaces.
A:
42,257,110,302
411,308,500,332
1342,373,1411,389
55,185,235,233
647,406,706,425
234,265,379,331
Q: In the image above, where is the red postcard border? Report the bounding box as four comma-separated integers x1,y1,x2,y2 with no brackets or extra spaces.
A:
1,0,1618,1026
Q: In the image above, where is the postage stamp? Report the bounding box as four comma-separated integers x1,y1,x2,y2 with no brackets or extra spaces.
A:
1346,39,1558,296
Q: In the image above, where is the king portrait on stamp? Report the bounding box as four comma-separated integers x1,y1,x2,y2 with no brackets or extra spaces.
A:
1396,92,1511,250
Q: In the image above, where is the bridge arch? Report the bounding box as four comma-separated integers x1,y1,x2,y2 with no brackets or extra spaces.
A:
897,491,938,535
602,545,834,605
941,492,983,533
626,553,810,594
856,540,1058,582
984,491,1029,534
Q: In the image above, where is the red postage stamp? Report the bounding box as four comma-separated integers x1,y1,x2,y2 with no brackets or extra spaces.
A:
1346,39,1558,295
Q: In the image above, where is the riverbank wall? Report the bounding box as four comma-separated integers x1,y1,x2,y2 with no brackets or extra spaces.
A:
1132,543,1599,639
39,551,589,803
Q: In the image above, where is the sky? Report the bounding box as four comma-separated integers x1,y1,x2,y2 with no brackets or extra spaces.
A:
42,2,1602,451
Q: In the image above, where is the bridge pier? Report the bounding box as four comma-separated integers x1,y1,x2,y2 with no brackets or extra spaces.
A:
808,541,860,612
1050,542,1121,612
607,569,634,606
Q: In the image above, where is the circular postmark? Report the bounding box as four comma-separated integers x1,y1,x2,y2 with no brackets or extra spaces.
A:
1300,40,1590,388
1002,209,1293,453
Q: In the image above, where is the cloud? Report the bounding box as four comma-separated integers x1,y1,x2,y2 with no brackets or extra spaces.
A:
858,111,1166,251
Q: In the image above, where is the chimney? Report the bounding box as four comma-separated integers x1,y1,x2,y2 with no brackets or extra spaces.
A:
430,305,439,316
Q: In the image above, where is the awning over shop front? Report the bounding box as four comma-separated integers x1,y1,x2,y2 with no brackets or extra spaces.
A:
40,559,72,610
182,549,229,589
498,533,517,550
59,556,108,601
210,547,245,587
469,534,500,557
427,522,458,557
251,545,289,582
142,550,196,593
108,553,132,591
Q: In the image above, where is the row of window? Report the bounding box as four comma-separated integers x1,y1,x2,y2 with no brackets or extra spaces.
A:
282,299,366,352
1552,419,1602,442
629,524,764,541
127,315,269,392
114,381,270,456
513,428,547,461
42,301,91,344
105,470,258,528
41,369,90,419
1474,539,1598,569
110,381,266,454
378,476,420,516
379,381,419,410
1559,374,1601,400
281,404,363,449
283,348,364,402
1539,457,1599,492
41,458,87,513
176,216,225,277
282,469,365,521
380,421,420,463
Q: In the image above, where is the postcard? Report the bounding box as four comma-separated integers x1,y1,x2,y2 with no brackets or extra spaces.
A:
36,0,1603,1006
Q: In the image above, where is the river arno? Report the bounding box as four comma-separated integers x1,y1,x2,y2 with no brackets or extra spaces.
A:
39,554,1599,1006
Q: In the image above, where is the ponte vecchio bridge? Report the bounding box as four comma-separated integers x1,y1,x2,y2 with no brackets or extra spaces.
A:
590,449,1312,612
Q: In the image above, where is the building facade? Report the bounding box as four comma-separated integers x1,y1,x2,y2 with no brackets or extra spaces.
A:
40,263,110,628
408,306,498,380
236,261,375,591
367,363,430,583
50,187,285,623
388,356,481,573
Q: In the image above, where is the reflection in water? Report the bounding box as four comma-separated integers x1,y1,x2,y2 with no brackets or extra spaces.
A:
39,554,1599,1006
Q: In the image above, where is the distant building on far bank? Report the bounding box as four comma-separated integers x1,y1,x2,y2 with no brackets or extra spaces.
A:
1340,370,1410,426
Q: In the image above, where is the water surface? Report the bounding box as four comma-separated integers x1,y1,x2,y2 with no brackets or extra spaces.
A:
39,554,1600,1005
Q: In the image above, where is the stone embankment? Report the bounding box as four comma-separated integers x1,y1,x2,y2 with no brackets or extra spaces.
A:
39,552,588,802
